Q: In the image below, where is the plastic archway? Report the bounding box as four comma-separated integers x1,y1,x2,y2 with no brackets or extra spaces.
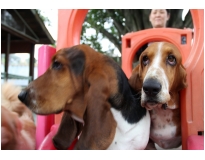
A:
57,9,89,51
121,28,193,78
180,10,204,150
36,9,203,150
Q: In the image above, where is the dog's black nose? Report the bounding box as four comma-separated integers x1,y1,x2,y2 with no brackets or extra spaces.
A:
18,90,27,103
143,78,161,96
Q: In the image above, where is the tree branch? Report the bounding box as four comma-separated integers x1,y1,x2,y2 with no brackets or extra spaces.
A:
106,9,127,34
99,27,121,52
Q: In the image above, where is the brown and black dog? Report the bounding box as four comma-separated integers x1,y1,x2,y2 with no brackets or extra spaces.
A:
129,42,187,149
18,44,150,150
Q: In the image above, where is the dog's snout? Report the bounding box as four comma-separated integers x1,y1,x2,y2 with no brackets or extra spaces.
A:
143,79,161,96
18,90,28,103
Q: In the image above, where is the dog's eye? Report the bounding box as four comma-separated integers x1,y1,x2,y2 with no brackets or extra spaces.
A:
167,55,176,66
142,56,149,66
52,61,62,70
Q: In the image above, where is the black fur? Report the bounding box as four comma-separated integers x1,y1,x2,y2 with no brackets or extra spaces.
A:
104,56,147,124
65,47,146,124
65,47,85,75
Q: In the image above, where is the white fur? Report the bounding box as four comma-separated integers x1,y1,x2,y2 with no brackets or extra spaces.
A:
150,109,176,139
149,101,180,149
107,108,150,150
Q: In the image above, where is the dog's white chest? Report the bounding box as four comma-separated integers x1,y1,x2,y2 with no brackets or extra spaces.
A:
107,108,150,150
150,108,176,137
150,108,181,148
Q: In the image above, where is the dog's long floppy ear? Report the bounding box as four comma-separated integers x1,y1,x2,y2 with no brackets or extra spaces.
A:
52,112,83,150
129,64,143,91
74,73,117,150
173,64,188,92
179,64,188,90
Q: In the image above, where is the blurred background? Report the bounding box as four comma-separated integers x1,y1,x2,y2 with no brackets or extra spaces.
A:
1,9,193,87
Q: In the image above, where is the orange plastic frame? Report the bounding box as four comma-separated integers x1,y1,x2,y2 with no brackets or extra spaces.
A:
121,10,204,150
54,9,203,150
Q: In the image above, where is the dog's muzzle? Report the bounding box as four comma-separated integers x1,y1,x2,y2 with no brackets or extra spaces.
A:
18,90,28,105
142,78,164,110
143,78,161,97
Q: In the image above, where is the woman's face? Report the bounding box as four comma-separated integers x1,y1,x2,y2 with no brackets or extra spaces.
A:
149,9,170,28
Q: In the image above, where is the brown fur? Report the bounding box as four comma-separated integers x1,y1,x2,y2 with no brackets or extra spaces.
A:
18,45,121,149
129,42,187,149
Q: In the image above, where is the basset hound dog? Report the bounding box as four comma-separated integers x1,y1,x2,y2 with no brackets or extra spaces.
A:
129,42,187,149
18,44,150,150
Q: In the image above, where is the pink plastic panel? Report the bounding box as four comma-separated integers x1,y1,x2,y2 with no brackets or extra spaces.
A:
36,45,56,149
38,124,77,150
187,135,204,150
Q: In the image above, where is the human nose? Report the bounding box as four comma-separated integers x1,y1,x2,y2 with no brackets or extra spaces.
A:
155,12,161,17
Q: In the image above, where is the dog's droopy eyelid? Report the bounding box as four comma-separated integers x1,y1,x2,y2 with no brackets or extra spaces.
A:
166,54,176,66
142,55,149,66
52,60,62,70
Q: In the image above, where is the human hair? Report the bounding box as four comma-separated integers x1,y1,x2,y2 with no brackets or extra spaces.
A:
149,9,171,15
166,9,171,15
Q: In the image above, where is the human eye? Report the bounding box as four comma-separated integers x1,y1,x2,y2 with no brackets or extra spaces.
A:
160,10,165,14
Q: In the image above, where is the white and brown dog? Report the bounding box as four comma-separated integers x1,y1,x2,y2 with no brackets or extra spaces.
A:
1,82,36,150
129,42,187,149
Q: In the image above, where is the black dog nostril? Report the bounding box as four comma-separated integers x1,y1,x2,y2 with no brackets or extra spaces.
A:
143,79,161,96
18,90,28,102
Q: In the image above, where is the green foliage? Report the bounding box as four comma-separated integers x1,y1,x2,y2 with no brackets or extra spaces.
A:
36,9,51,26
81,9,193,63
